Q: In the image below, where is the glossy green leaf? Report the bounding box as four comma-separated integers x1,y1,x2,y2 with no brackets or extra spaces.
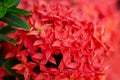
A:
0,34,16,45
3,0,16,8
3,58,24,80
0,25,16,34
0,6,7,18
7,7,31,15
12,0,21,7
0,14,30,30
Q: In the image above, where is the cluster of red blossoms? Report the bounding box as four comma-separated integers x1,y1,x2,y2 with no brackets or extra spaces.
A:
0,0,120,80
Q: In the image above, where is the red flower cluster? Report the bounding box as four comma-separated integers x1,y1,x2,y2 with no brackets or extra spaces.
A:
3,0,112,80
0,0,119,80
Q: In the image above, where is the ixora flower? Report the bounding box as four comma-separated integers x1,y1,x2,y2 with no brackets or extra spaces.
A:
5,1,111,80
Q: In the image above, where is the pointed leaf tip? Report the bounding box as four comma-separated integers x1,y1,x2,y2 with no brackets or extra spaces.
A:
0,14,30,30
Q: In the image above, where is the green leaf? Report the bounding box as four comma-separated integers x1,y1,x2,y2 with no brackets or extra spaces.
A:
0,25,16,34
0,2,2,10
12,0,21,7
7,7,31,15
0,6,7,18
0,14,30,30
3,58,24,80
0,34,16,45
3,0,16,8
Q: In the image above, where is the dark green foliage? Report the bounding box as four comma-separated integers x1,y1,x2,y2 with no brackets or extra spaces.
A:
0,0,31,45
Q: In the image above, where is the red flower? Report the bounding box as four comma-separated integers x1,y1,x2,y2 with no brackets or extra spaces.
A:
12,55,36,80
4,0,115,80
